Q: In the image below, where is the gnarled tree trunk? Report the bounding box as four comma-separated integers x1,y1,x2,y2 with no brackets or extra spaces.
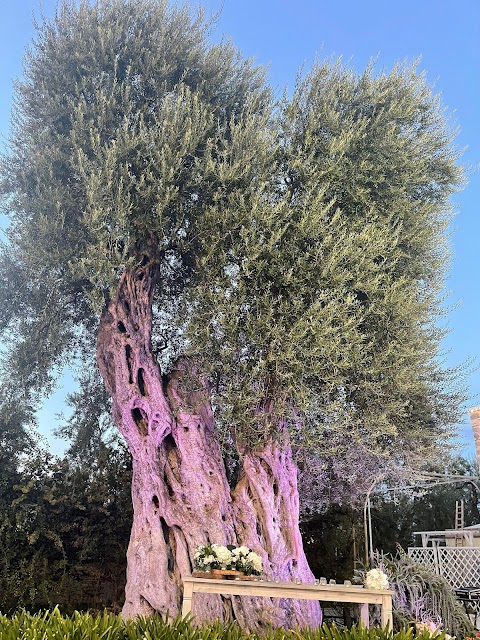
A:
233,443,322,628
96,262,234,621
96,260,321,628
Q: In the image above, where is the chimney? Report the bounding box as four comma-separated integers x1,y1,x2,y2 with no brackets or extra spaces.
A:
468,407,480,469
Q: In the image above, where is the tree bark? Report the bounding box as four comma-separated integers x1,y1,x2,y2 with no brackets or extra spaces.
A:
96,263,236,620
233,442,322,628
96,261,321,628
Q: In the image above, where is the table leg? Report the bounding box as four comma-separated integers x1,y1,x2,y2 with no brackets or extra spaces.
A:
182,582,194,617
359,603,369,628
381,594,393,630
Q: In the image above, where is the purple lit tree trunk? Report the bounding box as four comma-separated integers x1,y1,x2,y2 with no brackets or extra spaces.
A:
96,260,321,627
96,262,233,620
233,443,321,628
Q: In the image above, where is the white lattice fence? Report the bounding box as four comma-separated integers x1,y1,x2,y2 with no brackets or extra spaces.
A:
408,547,438,569
438,548,480,588
408,547,480,588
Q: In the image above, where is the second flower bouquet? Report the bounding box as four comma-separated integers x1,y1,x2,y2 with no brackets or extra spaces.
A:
193,544,263,579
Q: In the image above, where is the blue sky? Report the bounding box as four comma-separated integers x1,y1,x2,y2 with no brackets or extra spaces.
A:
1,0,479,455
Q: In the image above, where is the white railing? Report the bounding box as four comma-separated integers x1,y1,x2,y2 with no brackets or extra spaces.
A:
408,547,480,588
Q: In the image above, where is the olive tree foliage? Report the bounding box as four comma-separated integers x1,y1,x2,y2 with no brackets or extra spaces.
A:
0,0,464,474
186,59,466,464
0,0,271,392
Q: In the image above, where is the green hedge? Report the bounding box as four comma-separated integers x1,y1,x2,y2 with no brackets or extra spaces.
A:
0,608,456,640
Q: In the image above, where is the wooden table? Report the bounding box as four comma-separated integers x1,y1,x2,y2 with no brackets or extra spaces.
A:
181,577,393,629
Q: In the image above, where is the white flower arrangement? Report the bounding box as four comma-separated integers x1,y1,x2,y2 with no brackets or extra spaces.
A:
364,568,389,590
231,545,263,576
193,544,231,570
193,544,263,575
193,545,217,571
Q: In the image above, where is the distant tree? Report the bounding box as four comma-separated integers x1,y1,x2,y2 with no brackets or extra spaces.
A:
0,443,132,614
0,390,35,494
0,0,465,627
372,457,480,552
301,504,359,583
0,392,39,612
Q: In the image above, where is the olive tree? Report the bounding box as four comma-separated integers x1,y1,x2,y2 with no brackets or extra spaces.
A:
0,0,464,628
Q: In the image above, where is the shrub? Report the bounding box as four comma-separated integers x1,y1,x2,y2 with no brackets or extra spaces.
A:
358,551,474,638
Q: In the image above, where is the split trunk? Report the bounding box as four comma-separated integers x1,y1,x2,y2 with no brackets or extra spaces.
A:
96,263,321,629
